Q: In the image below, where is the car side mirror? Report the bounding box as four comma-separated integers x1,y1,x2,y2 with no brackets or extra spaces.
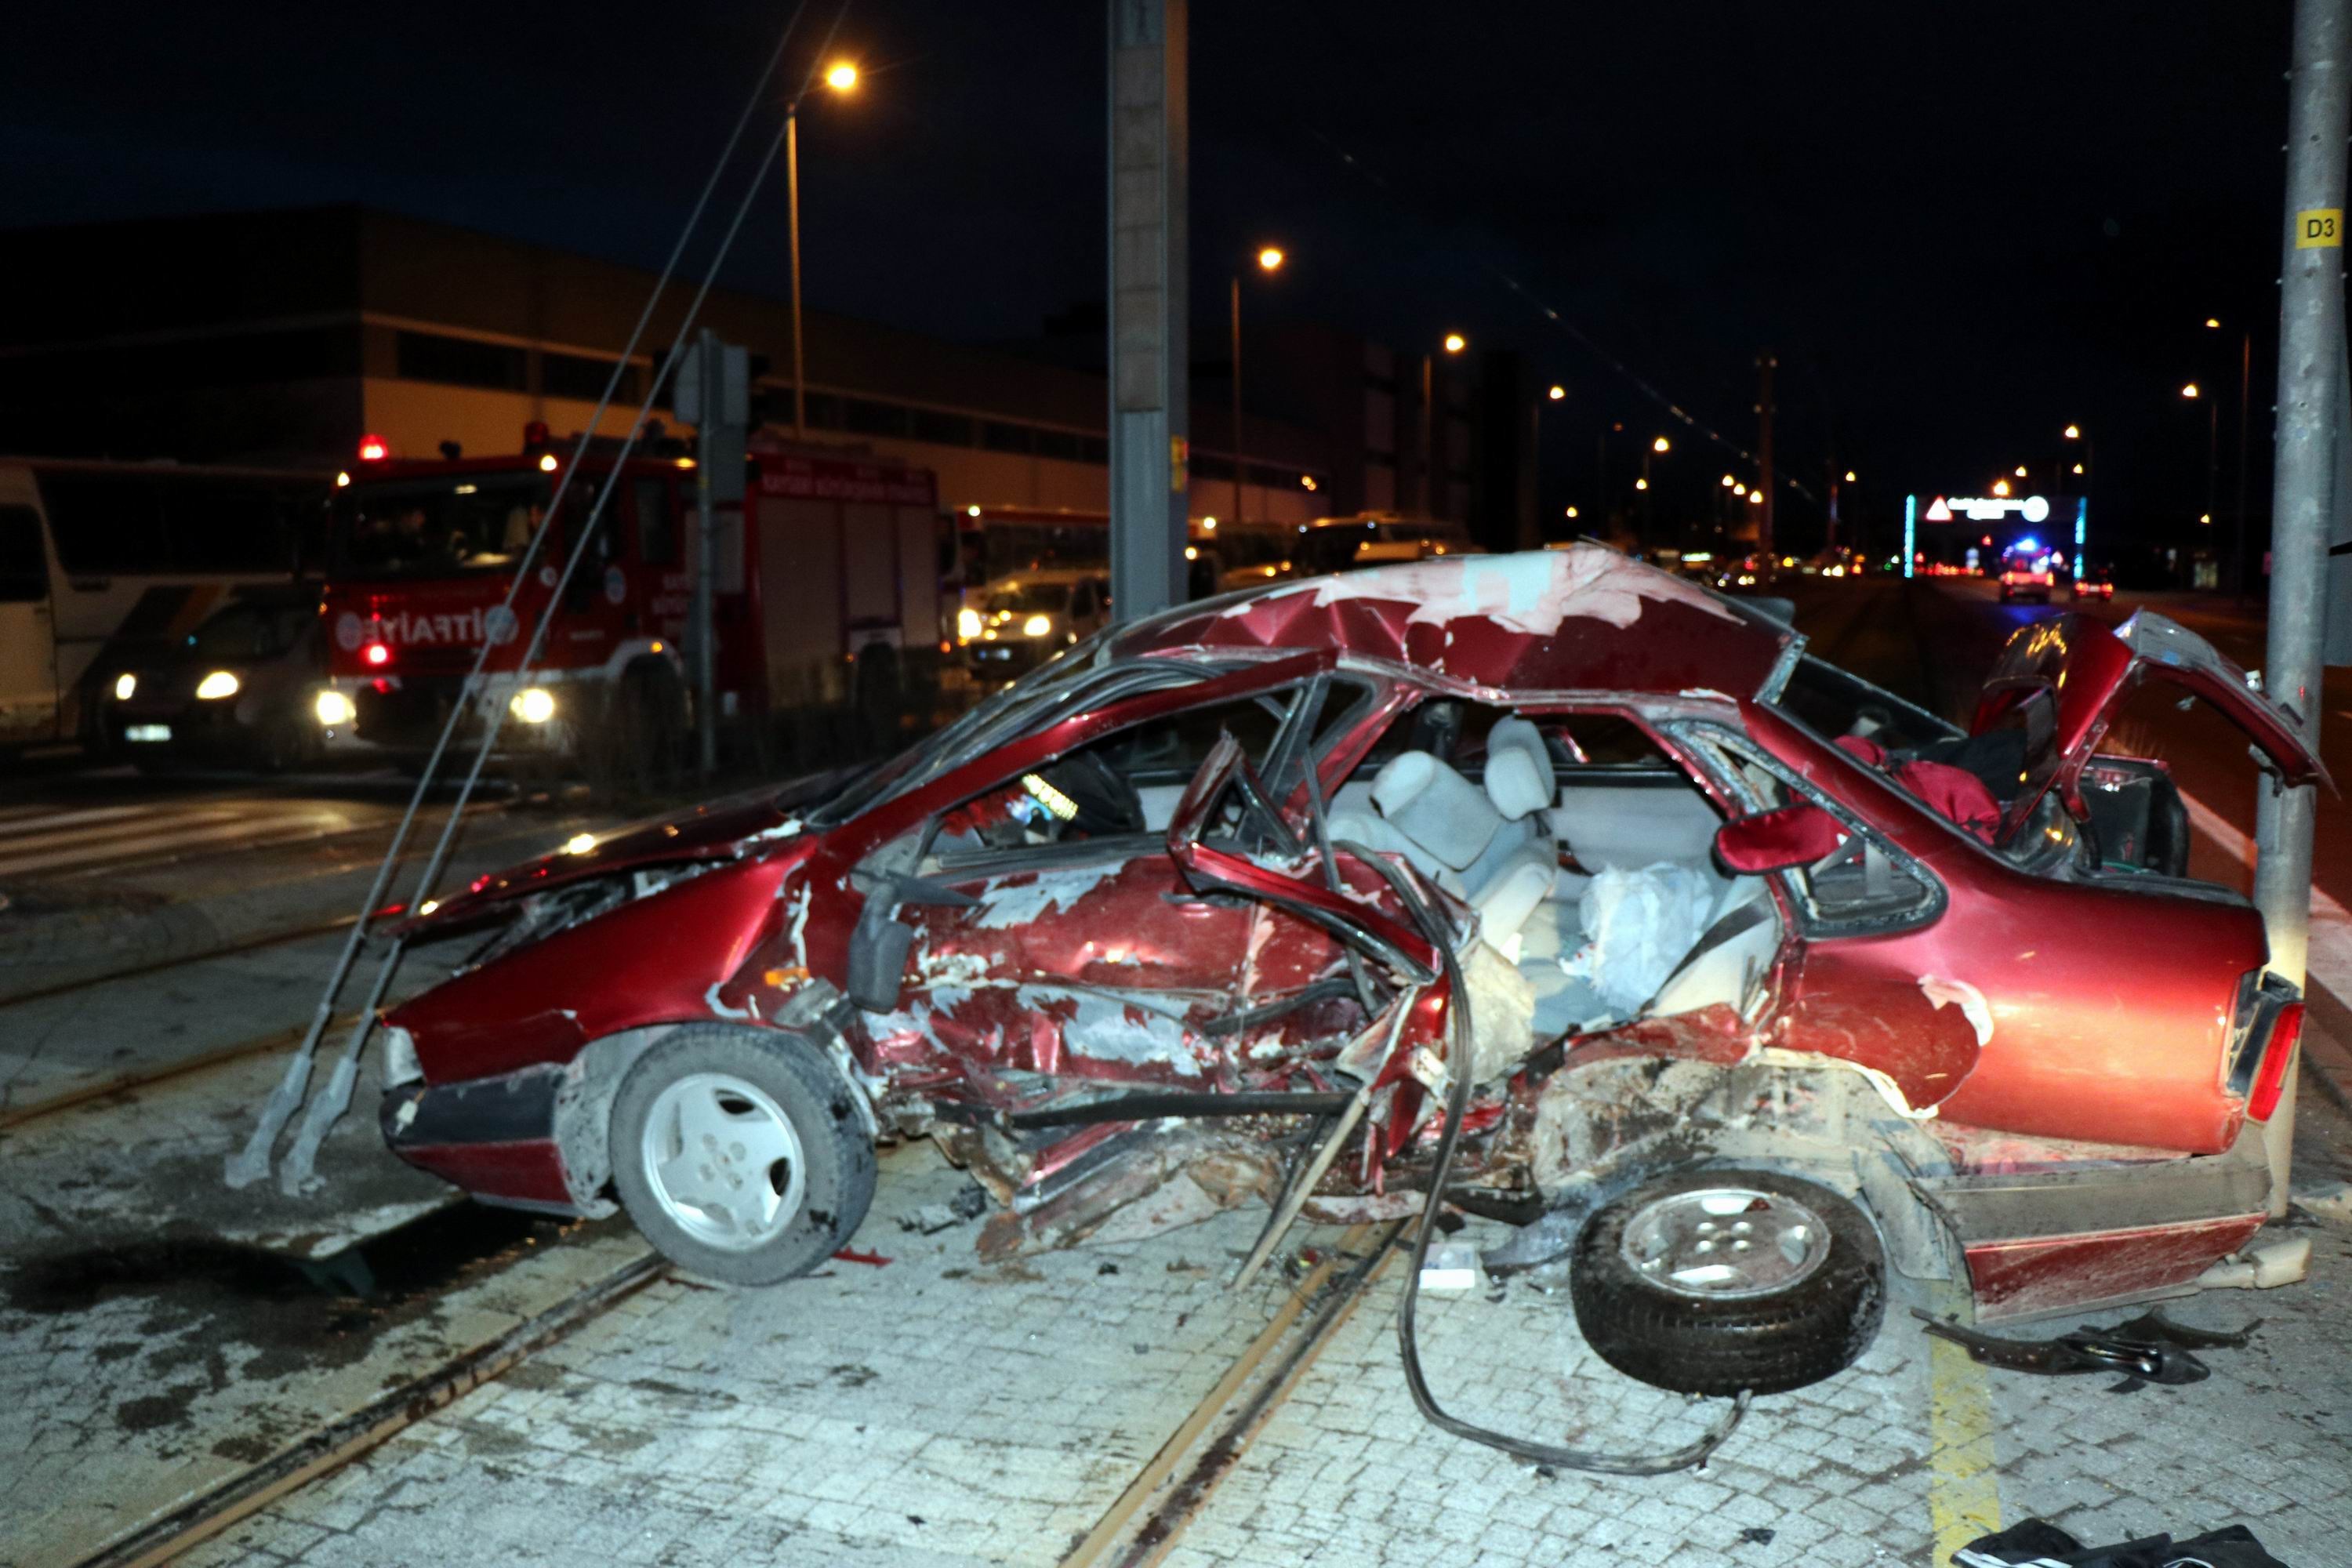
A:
1714,803,1846,873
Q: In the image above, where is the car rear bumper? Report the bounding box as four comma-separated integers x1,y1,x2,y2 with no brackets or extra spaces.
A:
381,1065,584,1214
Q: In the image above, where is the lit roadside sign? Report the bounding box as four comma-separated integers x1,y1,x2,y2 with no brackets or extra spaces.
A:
1923,494,2053,524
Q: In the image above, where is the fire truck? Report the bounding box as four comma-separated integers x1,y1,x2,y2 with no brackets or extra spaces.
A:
317,431,942,768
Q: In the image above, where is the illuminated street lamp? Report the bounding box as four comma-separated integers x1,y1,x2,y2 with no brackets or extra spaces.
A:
1634,477,1650,491
1229,245,1287,525
1564,505,1580,519
2184,380,2220,543
1653,435,1671,454
1844,470,1857,483
786,61,864,437
1992,479,2012,497
1720,474,1735,488
1733,482,1747,495
2205,317,2223,330
1443,332,1468,354
1548,384,1566,401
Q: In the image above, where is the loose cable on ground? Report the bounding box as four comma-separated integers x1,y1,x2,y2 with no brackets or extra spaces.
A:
1341,845,1751,1475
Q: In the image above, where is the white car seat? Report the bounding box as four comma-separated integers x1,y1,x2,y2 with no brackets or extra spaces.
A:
1369,751,1504,870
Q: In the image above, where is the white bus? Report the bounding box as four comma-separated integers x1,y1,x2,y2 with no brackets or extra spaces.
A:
0,459,331,753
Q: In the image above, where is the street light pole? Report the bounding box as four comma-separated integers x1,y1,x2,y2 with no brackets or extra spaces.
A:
1229,274,1243,526
785,63,859,443
2256,0,2350,1214
2236,328,2255,596
787,103,806,440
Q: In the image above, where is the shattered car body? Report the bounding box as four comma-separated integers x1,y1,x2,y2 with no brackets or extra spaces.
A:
376,546,2319,1391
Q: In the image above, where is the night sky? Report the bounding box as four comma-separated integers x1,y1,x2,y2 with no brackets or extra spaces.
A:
0,1,2304,560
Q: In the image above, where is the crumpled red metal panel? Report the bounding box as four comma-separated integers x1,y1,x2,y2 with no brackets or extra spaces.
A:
1965,1214,2266,1321
1115,548,1789,696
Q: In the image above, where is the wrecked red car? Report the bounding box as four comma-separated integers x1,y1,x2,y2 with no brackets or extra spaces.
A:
376,547,2321,1397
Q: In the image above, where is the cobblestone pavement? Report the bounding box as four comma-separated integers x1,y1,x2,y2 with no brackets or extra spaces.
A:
181,1093,2352,1568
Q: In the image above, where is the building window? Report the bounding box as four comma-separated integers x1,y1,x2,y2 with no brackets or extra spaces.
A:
981,421,1034,454
845,397,910,437
1081,436,1109,465
1032,428,1082,460
800,391,844,430
543,351,642,405
396,331,528,392
911,408,975,446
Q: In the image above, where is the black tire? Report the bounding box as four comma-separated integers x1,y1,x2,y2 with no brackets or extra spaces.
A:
1569,1168,1885,1396
608,1025,876,1286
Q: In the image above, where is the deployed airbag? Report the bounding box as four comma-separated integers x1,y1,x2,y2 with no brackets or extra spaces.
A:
1559,862,1715,1014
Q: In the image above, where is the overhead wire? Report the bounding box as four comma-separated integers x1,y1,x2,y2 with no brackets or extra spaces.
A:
228,0,850,1192
1291,123,1824,511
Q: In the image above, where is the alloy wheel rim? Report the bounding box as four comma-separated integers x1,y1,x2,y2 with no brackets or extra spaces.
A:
1619,1185,1831,1300
639,1072,807,1251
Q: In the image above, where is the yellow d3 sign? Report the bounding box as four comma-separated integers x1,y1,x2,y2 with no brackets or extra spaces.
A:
2298,209,2341,249
1170,435,1189,492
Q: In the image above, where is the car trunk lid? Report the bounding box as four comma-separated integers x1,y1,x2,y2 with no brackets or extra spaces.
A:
1971,609,2328,843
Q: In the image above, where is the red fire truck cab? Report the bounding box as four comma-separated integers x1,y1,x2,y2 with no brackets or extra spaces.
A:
318,435,941,767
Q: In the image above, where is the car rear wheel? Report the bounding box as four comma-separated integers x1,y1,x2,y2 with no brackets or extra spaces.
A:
608,1025,876,1286
1568,1169,1885,1396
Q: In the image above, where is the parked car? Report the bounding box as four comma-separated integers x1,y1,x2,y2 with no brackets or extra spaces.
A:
101,583,339,771
376,547,2318,1398
956,568,1111,679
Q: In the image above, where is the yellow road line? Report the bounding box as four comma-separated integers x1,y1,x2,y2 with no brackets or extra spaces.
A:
1925,1279,2002,1556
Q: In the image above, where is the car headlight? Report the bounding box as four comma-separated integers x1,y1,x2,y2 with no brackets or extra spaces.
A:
956,607,983,642
315,688,356,727
113,673,136,701
194,670,241,700
510,687,557,724
1022,612,1054,637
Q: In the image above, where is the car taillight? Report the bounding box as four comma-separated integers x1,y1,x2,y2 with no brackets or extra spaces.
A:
2248,1002,2304,1121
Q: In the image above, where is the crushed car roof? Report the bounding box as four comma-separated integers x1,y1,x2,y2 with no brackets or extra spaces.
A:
1112,545,1795,695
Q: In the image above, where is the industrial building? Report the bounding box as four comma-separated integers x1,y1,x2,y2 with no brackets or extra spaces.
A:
0,207,1536,543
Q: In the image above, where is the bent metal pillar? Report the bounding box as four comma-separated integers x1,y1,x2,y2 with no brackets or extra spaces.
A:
1107,0,1189,622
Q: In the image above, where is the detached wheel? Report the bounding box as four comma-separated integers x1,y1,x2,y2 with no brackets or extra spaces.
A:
609,1025,877,1286
1569,1170,1884,1396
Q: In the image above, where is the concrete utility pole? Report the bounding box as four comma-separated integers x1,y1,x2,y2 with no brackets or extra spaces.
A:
1756,353,1778,561
1106,0,1189,622
677,329,748,777
2256,0,2349,1210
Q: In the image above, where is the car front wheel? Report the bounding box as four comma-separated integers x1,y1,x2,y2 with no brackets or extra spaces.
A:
1568,1169,1885,1396
608,1025,877,1286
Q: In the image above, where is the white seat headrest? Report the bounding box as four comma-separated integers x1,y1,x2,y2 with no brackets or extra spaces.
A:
1369,750,1502,871
1483,747,1552,821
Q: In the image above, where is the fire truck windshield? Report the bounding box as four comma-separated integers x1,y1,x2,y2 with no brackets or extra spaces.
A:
329,473,550,579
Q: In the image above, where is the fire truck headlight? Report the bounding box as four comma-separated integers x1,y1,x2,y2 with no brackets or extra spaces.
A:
113,673,136,702
194,670,241,700
1021,613,1054,638
956,607,982,642
510,686,557,724
315,689,357,727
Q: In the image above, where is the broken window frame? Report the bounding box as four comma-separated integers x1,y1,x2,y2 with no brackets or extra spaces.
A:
912,679,1327,883
1666,719,1947,939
